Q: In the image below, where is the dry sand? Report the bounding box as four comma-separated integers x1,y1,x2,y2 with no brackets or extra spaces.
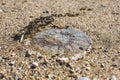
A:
0,0,120,80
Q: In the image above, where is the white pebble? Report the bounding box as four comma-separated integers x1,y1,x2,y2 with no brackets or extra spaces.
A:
77,77,90,80
71,54,83,60
32,62,38,67
11,52,16,56
110,75,116,80
58,57,69,62
0,9,3,12
37,52,43,59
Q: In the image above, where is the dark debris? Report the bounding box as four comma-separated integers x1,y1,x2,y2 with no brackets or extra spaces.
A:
12,13,80,42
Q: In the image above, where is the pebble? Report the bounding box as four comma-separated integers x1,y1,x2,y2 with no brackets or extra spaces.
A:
30,62,38,69
37,52,43,59
77,77,90,80
0,9,3,12
45,74,55,79
71,54,83,60
11,52,16,56
33,62,39,66
8,61,15,66
2,56,10,60
25,49,34,57
57,57,69,62
0,73,4,79
109,75,116,80
0,57,4,62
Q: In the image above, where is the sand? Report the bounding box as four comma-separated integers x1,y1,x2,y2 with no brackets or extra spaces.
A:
0,0,120,80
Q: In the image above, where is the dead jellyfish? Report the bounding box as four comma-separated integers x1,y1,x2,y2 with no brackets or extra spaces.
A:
30,28,92,60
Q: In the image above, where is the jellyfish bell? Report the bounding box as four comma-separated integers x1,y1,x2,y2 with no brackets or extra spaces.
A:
30,28,92,60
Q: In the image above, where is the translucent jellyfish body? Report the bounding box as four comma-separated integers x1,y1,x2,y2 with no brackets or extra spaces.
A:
31,29,91,60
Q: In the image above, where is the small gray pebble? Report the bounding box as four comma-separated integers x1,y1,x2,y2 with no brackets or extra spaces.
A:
0,73,4,79
77,77,90,80
25,49,34,57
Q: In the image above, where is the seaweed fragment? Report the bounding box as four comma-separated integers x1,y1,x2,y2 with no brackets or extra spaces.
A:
13,15,54,41
12,12,80,42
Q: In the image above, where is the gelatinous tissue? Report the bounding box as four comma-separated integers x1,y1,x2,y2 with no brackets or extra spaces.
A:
31,29,92,60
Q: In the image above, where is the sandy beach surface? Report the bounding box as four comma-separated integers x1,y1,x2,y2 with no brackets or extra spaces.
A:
0,0,120,80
